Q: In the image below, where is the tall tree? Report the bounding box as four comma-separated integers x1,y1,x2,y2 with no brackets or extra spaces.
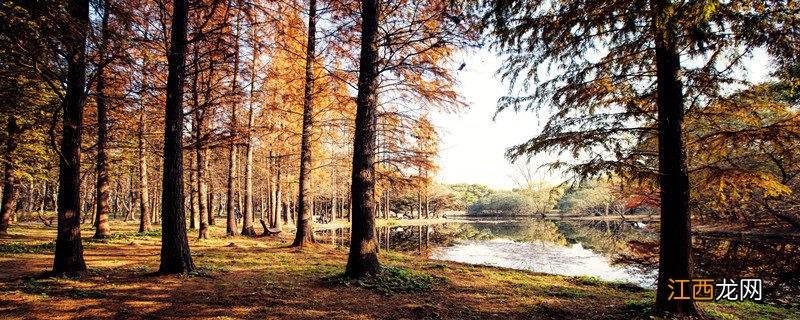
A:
480,0,796,315
226,0,241,237
241,29,259,237
649,0,692,313
159,0,194,274
53,0,90,276
0,116,21,235
138,104,151,233
197,146,209,238
292,0,317,247
137,29,152,234
93,0,113,239
345,0,381,277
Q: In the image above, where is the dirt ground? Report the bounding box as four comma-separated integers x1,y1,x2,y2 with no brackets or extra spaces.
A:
0,222,796,320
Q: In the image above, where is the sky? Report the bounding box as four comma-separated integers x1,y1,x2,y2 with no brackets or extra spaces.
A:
429,50,554,190
430,48,773,191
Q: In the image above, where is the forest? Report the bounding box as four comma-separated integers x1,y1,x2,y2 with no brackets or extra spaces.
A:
0,0,798,319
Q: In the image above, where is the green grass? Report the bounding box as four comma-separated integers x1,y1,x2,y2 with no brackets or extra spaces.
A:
323,266,448,294
0,241,56,254
188,264,231,278
85,229,162,243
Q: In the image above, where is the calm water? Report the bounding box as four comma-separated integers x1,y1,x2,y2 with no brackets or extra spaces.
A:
429,238,656,288
316,217,799,300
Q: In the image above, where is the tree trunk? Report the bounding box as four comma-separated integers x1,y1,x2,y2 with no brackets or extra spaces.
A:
417,189,422,219
651,0,697,315
292,0,318,247
93,0,112,239
124,177,133,221
138,33,152,234
0,116,21,235
197,148,209,239
345,0,381,278
331,169,337,223
188,151,198,229
385,189,390,219
208,190,215,225
226,1,241,237
226,143,238,236
53,0,89,276
241,41,258,237
195,92,208,239
272,167,282,228
138,108,151,233
158,0,194,274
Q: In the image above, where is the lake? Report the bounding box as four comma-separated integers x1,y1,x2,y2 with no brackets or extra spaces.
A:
315,217,799,302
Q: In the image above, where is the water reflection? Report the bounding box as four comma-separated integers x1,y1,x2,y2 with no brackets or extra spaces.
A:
315,219,799,300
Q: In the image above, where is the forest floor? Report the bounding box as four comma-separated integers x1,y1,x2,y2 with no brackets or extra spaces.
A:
0,221,797,320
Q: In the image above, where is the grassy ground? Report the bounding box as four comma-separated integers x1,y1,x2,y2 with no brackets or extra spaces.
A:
0,221,796,320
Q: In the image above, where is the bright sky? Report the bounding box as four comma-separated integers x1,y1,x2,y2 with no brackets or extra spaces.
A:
430,50,555,190
431,48,773,191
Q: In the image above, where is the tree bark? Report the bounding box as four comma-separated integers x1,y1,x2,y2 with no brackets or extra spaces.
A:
272,166,282,228
241,38,258,237
292,0,318,247
651,0,698,315
345,0,381,278
226,0,241,237
53,0,89,276
0,116,21,235
138,108,151,232
226,144,238,236
197,148,209,239
193,85,208,239
159,0,194,274
331,169,337,223
138,47,152,233
93,0,112,239
188,151,198,229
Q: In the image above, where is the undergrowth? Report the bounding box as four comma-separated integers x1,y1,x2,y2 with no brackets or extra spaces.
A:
322,266,447,294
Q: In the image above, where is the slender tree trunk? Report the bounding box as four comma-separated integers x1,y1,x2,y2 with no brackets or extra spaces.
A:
241,40,258,237
292,0,318,247
208,190,215,225
124,177,133,221
242,134,255,236
39,181,46,217
226,143,238,235
385,189,390,219
138,47,152,233
331,169,337,223
272,167,282,228
53,0,89,276
425,193,429,219
652,0,697,315
92,0,112,239
0,116,21,235
417,189,422,219
138,110,151,232
188,45,202,231
188,151,198,229
281,187,289,225
197,148,209,239
267,152,274,224
346,0,381,278
193,97,208,238
159,0,194,274
226,0,241,237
